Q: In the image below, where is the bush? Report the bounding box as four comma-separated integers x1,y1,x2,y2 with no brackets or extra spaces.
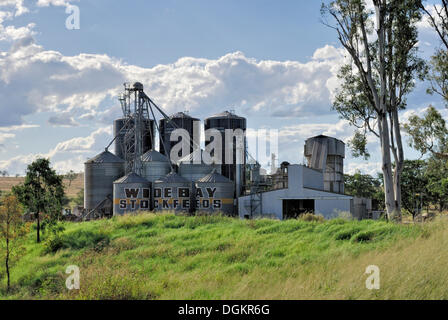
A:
44,229,110,253
299,213,325,223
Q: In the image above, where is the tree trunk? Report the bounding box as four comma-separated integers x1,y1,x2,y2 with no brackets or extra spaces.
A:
379,114,396,220
392,110,404,222
6,237,10,292
36,212,40,243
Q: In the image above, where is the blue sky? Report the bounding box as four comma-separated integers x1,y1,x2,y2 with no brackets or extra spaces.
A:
0,0,445,176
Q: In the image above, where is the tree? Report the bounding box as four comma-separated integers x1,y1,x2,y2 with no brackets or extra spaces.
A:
12,159,65,243
0,194,27,292
425,156,448,211
344,171,385,210
65,170,78,188
400,160,429,219
321,0,426,221
403,105,448,158
420,1,448,104
74,188,84,206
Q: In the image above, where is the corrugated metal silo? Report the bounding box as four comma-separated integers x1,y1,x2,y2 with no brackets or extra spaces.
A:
204,111,246,197
304,135,345,194
84,150,125,212
114,118,155,159
113,172,151,215
141,149,172,183
177,149,222,182
195,169,235,215
153,171,192,212
159,112,200,159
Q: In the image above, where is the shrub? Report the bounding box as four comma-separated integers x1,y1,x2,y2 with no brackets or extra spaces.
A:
44,229,110,253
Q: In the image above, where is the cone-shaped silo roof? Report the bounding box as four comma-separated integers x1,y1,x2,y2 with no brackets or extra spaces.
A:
206,110,245,120
197,169,232,183
85,150,125,164
114,172,149,184
141,149,170,162
155,171,189,183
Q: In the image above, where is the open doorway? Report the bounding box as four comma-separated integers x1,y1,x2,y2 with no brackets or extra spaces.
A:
282,199,315,219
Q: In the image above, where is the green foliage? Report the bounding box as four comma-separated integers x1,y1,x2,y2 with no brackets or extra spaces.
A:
400,160,429,216
44,229,110,254
0,194,28,291
403,105,448,158
420,2,448,105
348,131,370,160
12,158,65,243
74,189,84,206
344,171,384,210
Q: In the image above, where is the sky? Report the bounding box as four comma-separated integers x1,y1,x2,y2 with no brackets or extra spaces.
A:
0,0,445,176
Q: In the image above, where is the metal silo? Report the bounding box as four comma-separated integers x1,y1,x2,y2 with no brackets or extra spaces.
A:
195,169,235,215
159,112,200,159
153,171,192,212
84,150,125,213
113,118,155,160
177,149,222,182
113,172,151,215
304,135,345,194
141,149,172,183
204,111,246,197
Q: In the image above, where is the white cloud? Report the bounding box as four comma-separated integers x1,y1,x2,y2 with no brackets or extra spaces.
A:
0,38,347,127
0,127,113,175
36,0,76,7
346,161,382,176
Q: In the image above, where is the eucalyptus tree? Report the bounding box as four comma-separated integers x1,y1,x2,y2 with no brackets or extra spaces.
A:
420,0,448,103
321,0,426,221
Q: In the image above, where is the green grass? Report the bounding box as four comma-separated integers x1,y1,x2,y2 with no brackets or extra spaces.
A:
0,212,447,299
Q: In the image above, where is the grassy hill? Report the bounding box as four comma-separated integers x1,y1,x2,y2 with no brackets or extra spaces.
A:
1,213,447,300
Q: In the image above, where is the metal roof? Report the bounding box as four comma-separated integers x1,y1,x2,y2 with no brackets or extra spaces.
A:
168,112,199,120
141,149,170,162
197,169,232,183
206,110,245,120
155,171,190,183
306,135,345,144
85,150,125,164
114,172,149,184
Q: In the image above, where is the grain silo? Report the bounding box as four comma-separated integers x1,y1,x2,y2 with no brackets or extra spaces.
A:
204,111,246,197
159,112,200,159
141,149,172,183
153,171,192,212
177,149,222,182
113,118,155,160
304,135,345,194
113,172,151,215
84,150,125,213
195,169,235,215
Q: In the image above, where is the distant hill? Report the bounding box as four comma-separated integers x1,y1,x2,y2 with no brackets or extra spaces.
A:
0,173,84,198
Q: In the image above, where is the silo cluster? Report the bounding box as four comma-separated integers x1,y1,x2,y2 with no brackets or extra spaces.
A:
84,107,247,217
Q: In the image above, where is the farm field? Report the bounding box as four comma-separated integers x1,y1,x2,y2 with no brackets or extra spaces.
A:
0,173,84,199
1,213,447,300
